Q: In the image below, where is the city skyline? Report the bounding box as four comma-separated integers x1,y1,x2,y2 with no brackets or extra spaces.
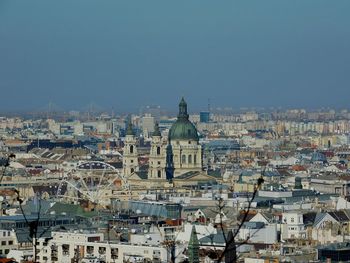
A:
2,2,350,262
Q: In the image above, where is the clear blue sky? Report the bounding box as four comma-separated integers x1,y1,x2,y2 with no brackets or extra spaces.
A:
0,0,349,112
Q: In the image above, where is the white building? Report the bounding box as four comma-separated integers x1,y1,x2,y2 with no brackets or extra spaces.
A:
0,229,17,257
281,212,306,240
36,230,169,263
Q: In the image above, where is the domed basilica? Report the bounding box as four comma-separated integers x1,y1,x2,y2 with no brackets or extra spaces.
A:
167,97,202,177
123,98,206,183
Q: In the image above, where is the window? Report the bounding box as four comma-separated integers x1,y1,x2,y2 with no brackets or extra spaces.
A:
87,246,94,255
111,248,118,259
182,155,186,164
1,241,6,246
188,155,192,164
194,154,197,164
8,241,13,245
131,168,134,173
98,247,106,255
62,244,69,255
157,170,161,178
291,217,294,223
88,236,100,242
130,145,134,154
157,147,161,155
5,249,9,255
153,250,161,258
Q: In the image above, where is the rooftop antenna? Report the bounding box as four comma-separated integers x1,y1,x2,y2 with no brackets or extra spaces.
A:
47,101,53,119
111,107,115,118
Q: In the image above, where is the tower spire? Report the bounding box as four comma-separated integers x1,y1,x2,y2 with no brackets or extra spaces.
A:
188,225,199,263
126,118,134,136
178,97,189,119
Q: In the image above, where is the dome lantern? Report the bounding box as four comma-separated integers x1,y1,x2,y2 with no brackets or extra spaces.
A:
168,98,199,142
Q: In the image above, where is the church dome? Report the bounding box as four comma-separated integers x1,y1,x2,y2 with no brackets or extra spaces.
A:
169,98,199,142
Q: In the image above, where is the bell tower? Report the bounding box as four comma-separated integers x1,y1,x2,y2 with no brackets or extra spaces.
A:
148,123,166,179
123,120,139,177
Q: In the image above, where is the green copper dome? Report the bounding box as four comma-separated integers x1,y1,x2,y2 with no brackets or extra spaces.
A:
169,98,199,142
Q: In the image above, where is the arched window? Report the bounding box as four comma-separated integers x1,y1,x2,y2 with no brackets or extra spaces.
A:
157,146,161,155
188,155,192,164
194,154,197,164
131,168,134,174
157,170,161,178
182,155,186,164
130,145,134,154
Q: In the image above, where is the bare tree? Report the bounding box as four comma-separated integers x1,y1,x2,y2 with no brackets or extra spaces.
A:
215,176,264,263
15,189,51,263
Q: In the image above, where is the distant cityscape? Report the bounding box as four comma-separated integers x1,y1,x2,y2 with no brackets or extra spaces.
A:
1,98,350,262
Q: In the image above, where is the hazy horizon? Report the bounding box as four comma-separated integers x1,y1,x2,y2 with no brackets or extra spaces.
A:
1,0,350,112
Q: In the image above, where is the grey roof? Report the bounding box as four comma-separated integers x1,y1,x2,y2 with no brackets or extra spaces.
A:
175,171,200,180
263,170,280,177
303,212,317,225
260,212,274,222
242,221,265,229
317,242,350,251
21,199,53,215
313,212,327,227
205,140,240,150
199,231,227,246
15,227,52,243
311,152,327,163
329,211,350,222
